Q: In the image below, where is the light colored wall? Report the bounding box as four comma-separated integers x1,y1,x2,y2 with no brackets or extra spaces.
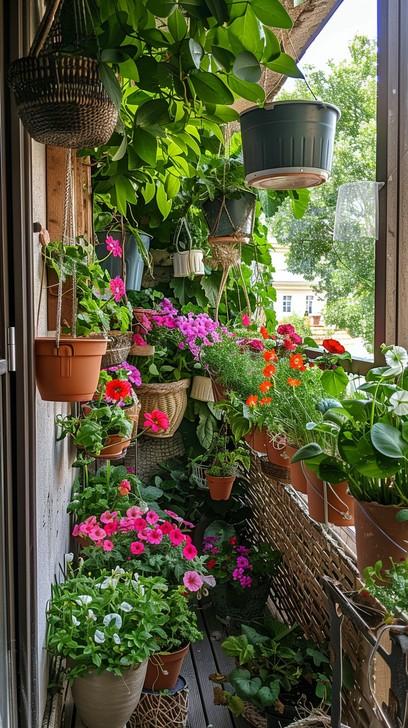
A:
32,140,73,720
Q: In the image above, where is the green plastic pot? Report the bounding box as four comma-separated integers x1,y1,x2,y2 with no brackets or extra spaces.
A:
203,192,256,240
240,101,340,190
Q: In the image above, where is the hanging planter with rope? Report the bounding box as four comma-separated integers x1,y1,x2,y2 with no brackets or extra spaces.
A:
203,192,256,243
35,150,107,402
8,0,118,148
172,218,205,278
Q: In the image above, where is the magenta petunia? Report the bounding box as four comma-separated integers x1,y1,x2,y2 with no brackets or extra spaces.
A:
183,543,198,561
130,541,145,556
109,276,126,302
183,570,203,592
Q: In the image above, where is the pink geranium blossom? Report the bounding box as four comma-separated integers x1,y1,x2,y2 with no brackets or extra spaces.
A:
89,526,106,542
143,410,169,433
118,479,131,496
183,543,198,561
109,276,126,302
130,541,145,556
183,571,203,592
100,511,118,525
241,313,251,326
103,540,114,552
169,528,185,546
146,510,159,525
105,235,122,258
133,333,147,346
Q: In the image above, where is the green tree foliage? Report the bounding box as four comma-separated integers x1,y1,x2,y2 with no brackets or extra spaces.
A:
270,36,376,348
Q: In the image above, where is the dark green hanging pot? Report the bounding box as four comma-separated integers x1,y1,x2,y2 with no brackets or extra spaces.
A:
240,101,340,190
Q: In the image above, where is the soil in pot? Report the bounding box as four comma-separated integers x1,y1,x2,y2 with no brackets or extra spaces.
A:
305,468,355,526
286,445,307,494
144,644,190,691
266,436,288,469
72,661,147,728
206,474,236,501
245,427,268,454
35,337,107,402
354,501,408,573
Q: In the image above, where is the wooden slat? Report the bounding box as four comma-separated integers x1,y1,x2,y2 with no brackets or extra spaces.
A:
182,650,208,728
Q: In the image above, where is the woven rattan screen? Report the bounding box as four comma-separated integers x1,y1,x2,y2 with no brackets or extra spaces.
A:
246,457,385,728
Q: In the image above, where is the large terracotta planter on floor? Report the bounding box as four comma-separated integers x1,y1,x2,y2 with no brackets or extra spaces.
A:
354,501,408,573
35,337,107,402
304,467,355,526
72,661,147,728
144,644,190,691
245,427,268,454
206,474,236,501
266,435,288,468
286,445,307,494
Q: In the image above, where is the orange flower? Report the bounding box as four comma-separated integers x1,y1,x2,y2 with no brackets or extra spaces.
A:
246,394,258,407
260,396,272,405
263,364,276,377
259,380,272,393
289,353,305,370
287,377,302,387
260,326,270,340
263,349,278,363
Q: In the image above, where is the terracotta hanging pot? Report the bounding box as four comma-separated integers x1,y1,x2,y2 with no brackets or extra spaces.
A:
72,662,147,728
98,434,132,460
354,501,408,574
190,375,214,403
286,445,308,494
206,474,236,501
35,336,107,402
266,435,288,469
144,644,190,691
245,427,268,454
304,467,355,526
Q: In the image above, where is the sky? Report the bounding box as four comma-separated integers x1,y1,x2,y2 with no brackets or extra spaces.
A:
284,0,377,88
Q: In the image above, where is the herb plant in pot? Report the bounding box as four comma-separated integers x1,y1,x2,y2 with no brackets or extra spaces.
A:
205,440,250,501
144,587,203,691
46,567,168,728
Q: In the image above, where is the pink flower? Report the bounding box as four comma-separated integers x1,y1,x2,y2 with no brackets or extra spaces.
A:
105,235,122,258
103,540,114,552
137,529,148,541
133,517,147,531
89,526,106,542
183,543,198,561
133,333,147,346
165,509,181,521
236,556,250,569
130,541,145,556
109,276,126,302
119,517,134,532
283,337,296,351
169,528,185,547
159,521,174,535
146,528,163,545
277,323,295,336
100,511,118,525
118,479,131,496
291,332,303,345
143,409,169,433
72,524,80,537
127,506,144,519
241,314,251,326
104,521,118,536
183,570,203,592
146,510,159,525
232,567,244,580
240,575,252,588
246,338,264,352
181,519,195,529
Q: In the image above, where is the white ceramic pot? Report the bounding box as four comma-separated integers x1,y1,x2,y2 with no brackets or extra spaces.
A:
173,250,205,277
190,376,214,402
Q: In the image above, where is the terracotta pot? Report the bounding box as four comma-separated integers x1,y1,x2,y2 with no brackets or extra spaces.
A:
304,468,355,526
35,337,107,402
206,474,236,501
285,445,308,494
144,644,190,691
72,662,147,728
266,433,289,470
211,378,228,403
245,427,268,454
190,375,214,403
98,435,131,460
354,501,408,573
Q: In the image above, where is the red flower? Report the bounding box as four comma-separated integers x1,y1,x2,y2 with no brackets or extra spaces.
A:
263,364,276,377
283,337,296,351
260,396,272,405
105,379,132,403
263,349,278,363
207,559,218,570
259,381,272,393
143,409,169,433
229,536,237,545
289,353,305,370
246,394,258,407
241,314,251,326
118,479,131,496
287,377,302,387
277,323,295,336
259,326,270,339
323,338,346,354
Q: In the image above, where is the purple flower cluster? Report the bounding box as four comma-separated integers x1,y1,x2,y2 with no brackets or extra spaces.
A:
107,362,142,387
202,536,254,590
152,300,221,359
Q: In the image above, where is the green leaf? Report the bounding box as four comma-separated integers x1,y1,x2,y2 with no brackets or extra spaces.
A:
321,367,349,397
197,410,215,449
212,45,235,72
168,8,188,41
233,51,261,83
98,63,122,110
262,28,281,62
257,682,280,707
371,423,408,460
228,74,265,104
156,183,172,219
114,176,135,216
180,38,204,70
111,135,127,162
205,0,229,23
267,52,303,79
135,99,170,127
230,8,264,58
251,0,293,28
146,0,176,16
289,188,311,219
142,180,156,204
291,443,324,463
190,71,234,104
133,128,157,166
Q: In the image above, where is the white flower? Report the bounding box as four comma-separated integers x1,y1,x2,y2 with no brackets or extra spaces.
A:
119,601,133,613
112,567,125,576
385,346,408,375
103,613,122,629
389,389,408,416
87,609,97,621
65,553,74,564
71,615,80,626
120,656,130,665
76,595,92,606
113,633,121,645
94,630,105,644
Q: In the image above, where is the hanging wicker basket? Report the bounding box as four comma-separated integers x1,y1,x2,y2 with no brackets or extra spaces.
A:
8,0,118,148
137,379,191,438
101,332,133,368
125,396,142,439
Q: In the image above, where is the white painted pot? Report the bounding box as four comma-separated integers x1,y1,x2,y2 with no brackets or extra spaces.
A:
173,250,205,277
190,375,214,402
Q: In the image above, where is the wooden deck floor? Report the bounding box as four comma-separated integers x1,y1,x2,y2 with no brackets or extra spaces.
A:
71,606,248,728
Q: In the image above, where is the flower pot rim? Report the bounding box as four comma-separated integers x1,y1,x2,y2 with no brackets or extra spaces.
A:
356,499,407,510
35,335,108,342
154,642,190,657
240,99,341,118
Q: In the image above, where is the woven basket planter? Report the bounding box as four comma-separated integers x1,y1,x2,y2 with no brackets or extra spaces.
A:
125,397,142,439
243,704,331,728
101,332,133,368
137,379,190,438
130,676,189,728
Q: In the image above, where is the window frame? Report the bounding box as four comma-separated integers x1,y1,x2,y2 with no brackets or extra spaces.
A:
282,294,292,314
